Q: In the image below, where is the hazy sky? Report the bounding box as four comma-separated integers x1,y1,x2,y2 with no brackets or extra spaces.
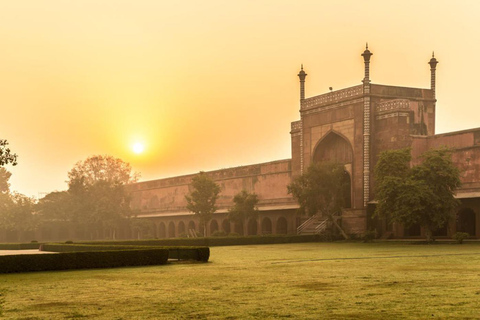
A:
1,0,479,197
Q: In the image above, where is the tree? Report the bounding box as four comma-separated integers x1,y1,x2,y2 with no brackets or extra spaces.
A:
228,190,259,235
0,168,12,193
68,155,138,187
288,161,349,239
63,155,139,239
0,192,37,233
0,140,17,167
37,191,72,223
374,147,461,242
0,167,37,235
185,172,221,236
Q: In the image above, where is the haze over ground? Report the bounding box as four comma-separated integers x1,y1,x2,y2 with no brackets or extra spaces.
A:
1,0,479,197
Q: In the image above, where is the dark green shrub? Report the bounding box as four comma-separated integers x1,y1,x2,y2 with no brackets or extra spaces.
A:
228,232,240,237
362,230,377,243
65,240,74,244
453,232,469,244
0,249,169,273
211,231,227,237
73,234,326,248
348,233,359,240
0,243,41,250
41,244,210,262
168,247,210,262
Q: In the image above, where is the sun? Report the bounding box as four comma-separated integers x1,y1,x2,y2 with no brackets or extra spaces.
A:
132,142,145,154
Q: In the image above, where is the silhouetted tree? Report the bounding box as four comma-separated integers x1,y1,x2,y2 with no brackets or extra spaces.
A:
0,168,12,194
185,172,221,236
375,147,461,242
0,140,17,167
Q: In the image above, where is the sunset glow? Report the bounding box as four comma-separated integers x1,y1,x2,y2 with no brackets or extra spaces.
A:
1,1,479,197
132,142,145,154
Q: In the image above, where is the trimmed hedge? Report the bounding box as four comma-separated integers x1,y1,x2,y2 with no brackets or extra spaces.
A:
0,249,169,273
74,234,323,247
40,244,210,262
0,243,41,250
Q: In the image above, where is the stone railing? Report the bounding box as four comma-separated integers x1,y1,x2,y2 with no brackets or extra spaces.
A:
376,99,410,113
301,85,363,109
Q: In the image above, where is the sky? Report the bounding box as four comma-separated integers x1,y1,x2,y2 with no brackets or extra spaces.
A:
1,0,479,198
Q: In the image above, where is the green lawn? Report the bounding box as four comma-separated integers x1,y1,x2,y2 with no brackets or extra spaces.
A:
1,242,480,319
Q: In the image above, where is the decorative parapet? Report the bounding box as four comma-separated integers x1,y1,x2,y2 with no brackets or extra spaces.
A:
301,85,363,109
375,112,410,120
291,120,302,132
376,99,410,113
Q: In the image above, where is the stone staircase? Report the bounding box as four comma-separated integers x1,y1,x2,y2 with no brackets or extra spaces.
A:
297,214,330,235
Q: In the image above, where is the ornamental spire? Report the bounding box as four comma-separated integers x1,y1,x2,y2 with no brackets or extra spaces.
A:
428,52,438,98
361,43,373,83
298,65,307,100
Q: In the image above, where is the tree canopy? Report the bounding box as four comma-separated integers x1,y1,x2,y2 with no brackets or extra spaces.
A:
288,161,349,217
38,155,138,239
374,147,461,241
288,161,350,239
0,166,37,234
228,190,259,234
185,172,221,236
68,155,139,188
0,140,17,167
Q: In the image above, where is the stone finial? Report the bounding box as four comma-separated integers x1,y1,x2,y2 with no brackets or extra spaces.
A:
429,52,438,69
361,43,373,83
361,43,373,63
297,64,307,81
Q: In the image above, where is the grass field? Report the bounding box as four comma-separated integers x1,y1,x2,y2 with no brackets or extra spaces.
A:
1,242,480,319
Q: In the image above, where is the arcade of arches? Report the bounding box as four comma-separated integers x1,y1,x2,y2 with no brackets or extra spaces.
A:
382,205,479,239
135,213,294,239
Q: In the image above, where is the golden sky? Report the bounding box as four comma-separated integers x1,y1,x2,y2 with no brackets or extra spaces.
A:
1,0,479,197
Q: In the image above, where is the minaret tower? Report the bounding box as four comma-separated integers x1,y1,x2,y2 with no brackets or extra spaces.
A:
297,65,307,173
429,52,438,99
298,64,307,101
361,44,373,207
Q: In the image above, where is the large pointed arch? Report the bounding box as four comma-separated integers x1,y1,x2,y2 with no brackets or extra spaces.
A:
313,131,353,164
312,131,353,208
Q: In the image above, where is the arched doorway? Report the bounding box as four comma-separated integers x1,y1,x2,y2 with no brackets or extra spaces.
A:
178,221,186,236
222,219,231,234
188,221,196,235
276,217,288,234
210,220,219,234
313,132,353,164
341,171,352,208
312,132,353,208
457,208,476,236
404,223,421,237
234,221,243,235
433,223,448,237
261,218,272,234
168,221,175,238
158,222,166,238
247,219,257,235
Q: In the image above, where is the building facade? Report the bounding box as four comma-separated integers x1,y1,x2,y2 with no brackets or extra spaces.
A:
128,46,480,239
